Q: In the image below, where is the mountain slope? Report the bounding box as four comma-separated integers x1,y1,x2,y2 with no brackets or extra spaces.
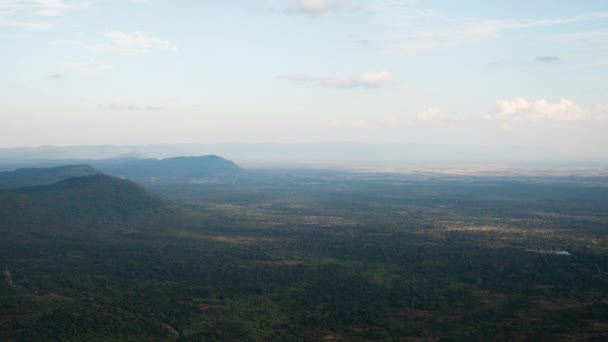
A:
0,175,172,237
0,164,99,189
95,155,240,183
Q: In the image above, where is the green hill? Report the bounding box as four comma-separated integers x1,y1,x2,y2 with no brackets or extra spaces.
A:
0,175,171,238
0,165,99,189
0,173,178,340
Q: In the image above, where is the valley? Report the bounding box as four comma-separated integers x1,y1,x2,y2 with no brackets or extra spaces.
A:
1,162,607,340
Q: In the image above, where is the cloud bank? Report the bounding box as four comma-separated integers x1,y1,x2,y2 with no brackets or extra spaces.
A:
368,0,608,54
52,31,177,54
279,71,393,89
0,0,79,29
494,98,591,122
416,107,441,121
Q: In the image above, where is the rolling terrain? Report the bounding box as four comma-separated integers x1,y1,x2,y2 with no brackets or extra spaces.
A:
1,165,608,340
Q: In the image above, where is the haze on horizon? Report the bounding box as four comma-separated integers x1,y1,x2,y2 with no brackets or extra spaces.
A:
1,0,608,160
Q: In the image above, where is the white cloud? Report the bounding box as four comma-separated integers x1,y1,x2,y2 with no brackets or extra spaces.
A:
0,0,80,29
368,1,608,54
416,107,441,121
286,0,349,16
279,71,393,89
0,0,70,16
99,31,176,53
52,31,177,54
494,98,591,122
496,97,530,115
0,18,50,30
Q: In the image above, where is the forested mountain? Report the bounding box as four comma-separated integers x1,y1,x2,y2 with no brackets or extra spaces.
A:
95,155,240,184
0,165,99,189
0,174,171,238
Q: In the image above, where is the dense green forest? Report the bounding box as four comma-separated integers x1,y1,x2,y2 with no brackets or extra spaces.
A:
1,168,608,340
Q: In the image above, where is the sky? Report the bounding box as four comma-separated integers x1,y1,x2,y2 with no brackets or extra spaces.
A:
1,0,608,159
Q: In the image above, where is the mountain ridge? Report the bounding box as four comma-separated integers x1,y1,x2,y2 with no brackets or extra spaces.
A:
0,164,99,189
94,155,240,183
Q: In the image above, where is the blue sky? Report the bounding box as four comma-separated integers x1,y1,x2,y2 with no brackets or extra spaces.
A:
1,0,607,159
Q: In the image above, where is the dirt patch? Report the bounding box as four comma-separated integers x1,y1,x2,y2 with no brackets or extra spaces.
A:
3,266,15,288
176,232,277,244
212,203,243,210
536,299,582,312
162,323,179,338
477,292,508,310
519,298,585,322
210,236,276,244
198,303,222,312
287,204,310,209
445,225,554,234
300,215,356,227
259,260,305,266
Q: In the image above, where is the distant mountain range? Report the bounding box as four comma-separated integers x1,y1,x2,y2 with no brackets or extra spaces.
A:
0,155,240,237
94,155,240,184
0,155,241,186
0,143,602,166
0,154,241,238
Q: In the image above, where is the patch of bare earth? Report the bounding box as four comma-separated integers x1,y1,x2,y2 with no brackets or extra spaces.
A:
518,298,588,322
300,215,356,227
415,224,563,248
445,225,554,234
198,303,222,312
476,292,508,310
211,203,242,210
176,232,277,244
259,260,305,266
162,323,179,338
210,236,276,244
3,266,15,288
536,299,582,312
287,204,310,210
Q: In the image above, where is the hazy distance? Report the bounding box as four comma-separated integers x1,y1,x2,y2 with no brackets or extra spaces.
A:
1,0,608,162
